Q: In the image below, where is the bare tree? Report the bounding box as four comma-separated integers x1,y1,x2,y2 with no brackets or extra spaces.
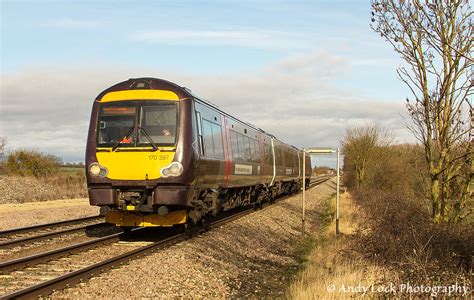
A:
371,1,473,223
342,124,392,189
0,137,6,161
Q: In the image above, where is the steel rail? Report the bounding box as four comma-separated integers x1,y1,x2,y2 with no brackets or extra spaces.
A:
308,175,332,188
0,216,102,237
0,232,184,300
1,207,267,299
0,231,125,273
1,178,333,299
0,222,108,249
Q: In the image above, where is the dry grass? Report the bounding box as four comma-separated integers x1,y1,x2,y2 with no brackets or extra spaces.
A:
0,173,87,204
288,193,391,299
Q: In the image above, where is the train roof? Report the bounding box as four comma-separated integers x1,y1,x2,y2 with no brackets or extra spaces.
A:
95,77,193,101
95,77,301,151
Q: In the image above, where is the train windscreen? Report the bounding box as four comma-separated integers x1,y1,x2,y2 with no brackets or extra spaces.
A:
97,101,178,147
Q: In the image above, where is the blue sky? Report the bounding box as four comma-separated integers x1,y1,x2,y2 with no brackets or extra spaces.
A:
1,0,413,166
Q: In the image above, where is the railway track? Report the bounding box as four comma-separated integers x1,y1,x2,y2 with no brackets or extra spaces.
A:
0,176,333,299
308,175,332,188
0,216,104,244
0,216,113,263
0,222,109,250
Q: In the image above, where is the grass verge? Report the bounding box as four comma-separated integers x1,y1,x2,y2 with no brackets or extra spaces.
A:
287,193,390,299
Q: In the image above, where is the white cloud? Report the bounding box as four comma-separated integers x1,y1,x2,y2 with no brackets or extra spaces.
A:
0,51,415,162
130,29,309,49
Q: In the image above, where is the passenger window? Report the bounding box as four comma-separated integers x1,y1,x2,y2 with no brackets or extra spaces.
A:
285,150,293,167
212,123,224,159
244,136,251,160
264,143,272,164
230,130,239,160
253,139,260,162
237,134,246,160
275,147,282,164
249,139,255,161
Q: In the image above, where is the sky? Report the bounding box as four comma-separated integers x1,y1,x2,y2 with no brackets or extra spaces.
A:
0,0,415,167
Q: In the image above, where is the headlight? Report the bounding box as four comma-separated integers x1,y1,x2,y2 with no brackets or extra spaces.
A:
89,163,108,177
160,162,183,178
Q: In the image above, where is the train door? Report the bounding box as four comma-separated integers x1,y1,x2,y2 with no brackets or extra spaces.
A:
194,102,225,188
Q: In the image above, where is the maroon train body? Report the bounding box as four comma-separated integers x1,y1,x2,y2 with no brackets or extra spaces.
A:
86,77,311,227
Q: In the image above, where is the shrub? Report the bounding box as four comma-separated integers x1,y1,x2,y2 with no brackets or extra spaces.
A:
5,149,62,178
343,142,427,199
352,188,472,285
366,144,427,198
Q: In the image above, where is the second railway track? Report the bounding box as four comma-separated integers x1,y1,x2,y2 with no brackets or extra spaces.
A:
0,216,116,263
0,215,104,244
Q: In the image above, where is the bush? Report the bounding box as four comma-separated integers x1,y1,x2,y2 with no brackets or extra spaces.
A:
5,149,62,178
366,144,427,198
352,188,472,285
312,166,334,176
343,143,427,199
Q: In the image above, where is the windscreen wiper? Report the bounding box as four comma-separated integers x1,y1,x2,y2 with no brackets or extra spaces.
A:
112,126,135,152
138,126,158,152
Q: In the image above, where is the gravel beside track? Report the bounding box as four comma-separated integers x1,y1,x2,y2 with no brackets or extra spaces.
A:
0,198,99,230
50,179,336,298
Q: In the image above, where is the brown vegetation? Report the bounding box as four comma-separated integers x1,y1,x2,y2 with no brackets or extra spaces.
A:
371,0,472,223
353,188,472,286
312,166,334,176
0,149,87,203
342,124,392,189
0,174,87,204
342,123,472,291
2,149,62,178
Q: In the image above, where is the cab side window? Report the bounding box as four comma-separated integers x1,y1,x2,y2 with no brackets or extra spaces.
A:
201,119,224,159
202,119,214,157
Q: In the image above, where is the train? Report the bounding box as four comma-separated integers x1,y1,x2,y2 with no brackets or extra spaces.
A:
85,77,311,228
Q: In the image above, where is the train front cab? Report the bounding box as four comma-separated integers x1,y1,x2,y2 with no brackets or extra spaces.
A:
86,79,198,228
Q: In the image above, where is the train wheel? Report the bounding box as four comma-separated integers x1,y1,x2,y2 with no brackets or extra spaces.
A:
269,196,276,204
253,201,263,210
184,220,205,237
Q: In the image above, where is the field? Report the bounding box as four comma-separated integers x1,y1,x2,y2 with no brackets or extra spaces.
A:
0,170,87,204
59,166,85,175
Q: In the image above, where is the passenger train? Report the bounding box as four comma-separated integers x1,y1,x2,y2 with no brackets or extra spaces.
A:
86,78,311,228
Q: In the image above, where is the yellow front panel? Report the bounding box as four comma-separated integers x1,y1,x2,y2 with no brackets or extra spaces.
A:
96,151,175,180
106,210,187,227
100,90,180,102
